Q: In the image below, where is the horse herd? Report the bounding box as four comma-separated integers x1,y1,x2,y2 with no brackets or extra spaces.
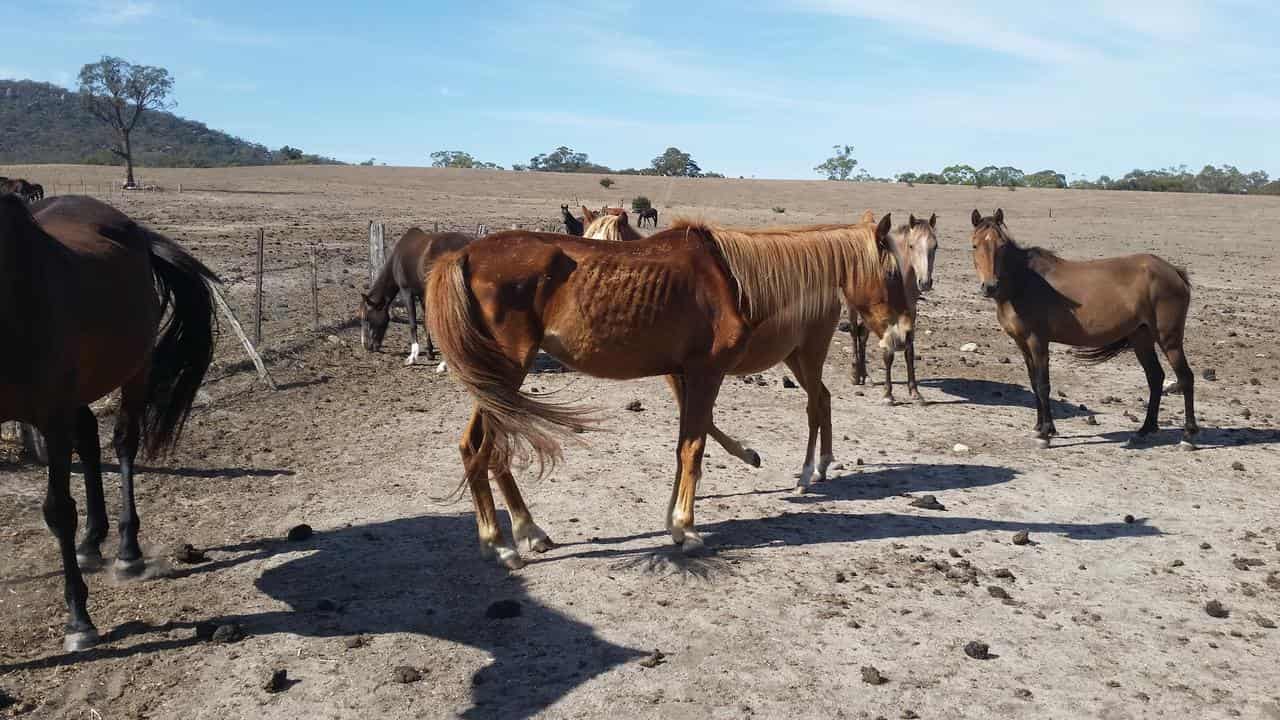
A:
1,191,1197,654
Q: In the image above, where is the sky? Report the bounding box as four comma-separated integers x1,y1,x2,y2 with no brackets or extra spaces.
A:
2,0,1277,180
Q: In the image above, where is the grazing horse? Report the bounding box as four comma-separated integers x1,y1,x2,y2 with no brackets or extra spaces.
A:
425,215,911,568
360,227,473,365
581,208,643,242
970,208,1197,448
561,204,583,236
1,194,219,651
637,207,659,228
852,212,938,402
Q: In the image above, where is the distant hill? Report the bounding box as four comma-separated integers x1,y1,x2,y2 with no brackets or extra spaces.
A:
0,79,340,167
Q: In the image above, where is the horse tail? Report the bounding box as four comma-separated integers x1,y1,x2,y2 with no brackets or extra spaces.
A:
142,228,220,458
1174,266,1191,289
426,252,593,486
1074,337,1130,365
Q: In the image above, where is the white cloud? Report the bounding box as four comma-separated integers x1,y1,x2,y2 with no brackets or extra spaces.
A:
86,0,156,25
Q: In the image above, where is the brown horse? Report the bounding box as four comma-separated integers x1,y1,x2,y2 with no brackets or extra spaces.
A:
561,204,583,236
638,207,659,228
1,178,38,203
853,213,938,402
970,208,1197,448
360,227,473,364
1,195,219,651
425,216,910,568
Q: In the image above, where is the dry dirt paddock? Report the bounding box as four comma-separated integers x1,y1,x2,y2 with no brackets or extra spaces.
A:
1,165,1278,720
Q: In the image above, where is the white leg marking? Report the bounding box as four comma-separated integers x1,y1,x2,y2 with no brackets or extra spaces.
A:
513,521,554,552
796,463,815,493
817,453,834,481
405,342,420,366
435,361,448,374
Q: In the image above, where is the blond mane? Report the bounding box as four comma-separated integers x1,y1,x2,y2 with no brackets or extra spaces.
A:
582,213,642,242
671,218,897,327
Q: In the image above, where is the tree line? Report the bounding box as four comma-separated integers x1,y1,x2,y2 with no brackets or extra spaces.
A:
431,146,723,178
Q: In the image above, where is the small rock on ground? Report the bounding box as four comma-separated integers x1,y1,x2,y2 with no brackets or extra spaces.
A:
638,650,666,668
287,524,313,542
1124,514,1135,524
953,443,970,454
625,400,644,412
1014,689,1033,700
173,543,207,564
210,624,245,644
960,342,978,353
1231,461,1245,471
344,635,368,649
992,568,1016,580
963,640,991,660
782,376,798,389
987,585,1010,600
392,666,422,684
909,494,946,511
1256,615,1276,629
485,600,522,620
1205,600,1230,619
860,665,887,685
1012,530,1031,546
263,669,289,693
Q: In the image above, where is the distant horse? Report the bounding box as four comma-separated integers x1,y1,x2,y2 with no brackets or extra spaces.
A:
852,212,937,402
637,207,659,228
1,178,37,202
561,204,583,236
581,207,642,241
360,227,474,365
970,208,1197,448
425,215,910,568
1,194,219,651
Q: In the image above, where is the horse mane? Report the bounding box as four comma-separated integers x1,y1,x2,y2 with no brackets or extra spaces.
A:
978,218,1062,274
670,218,897,326
582,213,641,242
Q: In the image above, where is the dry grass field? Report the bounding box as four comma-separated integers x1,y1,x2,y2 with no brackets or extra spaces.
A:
1,164,1278,719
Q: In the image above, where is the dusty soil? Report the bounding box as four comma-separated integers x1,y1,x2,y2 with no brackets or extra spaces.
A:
1,165,1278,720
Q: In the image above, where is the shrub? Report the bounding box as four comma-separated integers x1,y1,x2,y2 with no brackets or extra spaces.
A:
631,196,652,212
772,206,786,214
599,178,615,188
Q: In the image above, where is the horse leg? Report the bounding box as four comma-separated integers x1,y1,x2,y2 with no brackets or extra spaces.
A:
422,296,435,360
851,315,868,385
459,407,521,569
1017,340,1044,433
491,464,554,553
783,356,820,492
905,330,923,403
403,289,420,365
666,375,760,468
43,412,100,650
669,373,724,553
880,345,896,404
1130,328,1163,439
112,377,146,577
1028,337,1056,445
1161,344,1198,447
74,406,108,570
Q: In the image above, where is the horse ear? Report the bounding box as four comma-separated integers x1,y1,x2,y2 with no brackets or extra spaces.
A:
994,208,1004,225
858,209,875,224
929,213,937,228
875,213,893,248
971,209,982,227
909,214,918,226
582,206,597,222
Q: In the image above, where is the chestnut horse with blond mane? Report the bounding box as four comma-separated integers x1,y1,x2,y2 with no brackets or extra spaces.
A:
581,207,643,242
426,214,911,568
970,208,1197,448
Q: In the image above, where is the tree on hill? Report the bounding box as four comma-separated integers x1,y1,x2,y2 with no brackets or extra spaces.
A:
430,150,504,170
651,147,702,177
515,146,609,173
77,56,174,188
814,144,859,180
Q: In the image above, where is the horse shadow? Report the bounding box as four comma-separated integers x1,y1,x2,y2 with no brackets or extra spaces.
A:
1,515,643,720
920,378,1091,418
1100,426,1280,450
701,463,1016,504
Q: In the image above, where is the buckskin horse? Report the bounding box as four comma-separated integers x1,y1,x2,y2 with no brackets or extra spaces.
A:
360,227,473,365
970,208,1197,448
425,214,910,569
0,194,219,651
852,212,938,403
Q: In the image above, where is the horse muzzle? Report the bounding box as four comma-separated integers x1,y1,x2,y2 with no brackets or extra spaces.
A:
980,281,999,299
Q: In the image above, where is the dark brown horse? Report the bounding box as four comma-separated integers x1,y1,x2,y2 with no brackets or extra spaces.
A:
360,227,473,365
637,207,659,228
425,218,910,568
561,204,583,236
1,194,219,651
1,178,38,202
970,208,1197,448
853,212,937,402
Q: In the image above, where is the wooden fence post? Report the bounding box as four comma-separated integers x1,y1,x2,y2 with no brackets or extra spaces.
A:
368,221,386,285
310,244,320,331
254,228,265,346
210,287,277,391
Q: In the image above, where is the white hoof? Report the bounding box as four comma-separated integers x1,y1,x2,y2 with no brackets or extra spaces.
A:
680,531,705,555
796,463,814,493
817,454,834,482
514,522,555,553
64,628,101,652
404,343,420,366
1178,440,1197,452
114,557,145,578
496,546,525,570
1034,437,1051,450
435,361,448,374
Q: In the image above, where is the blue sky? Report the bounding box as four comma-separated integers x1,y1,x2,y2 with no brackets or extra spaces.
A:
3,0,1278,180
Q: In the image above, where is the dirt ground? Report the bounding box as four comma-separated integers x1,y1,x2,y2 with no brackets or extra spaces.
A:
1,165,1278,720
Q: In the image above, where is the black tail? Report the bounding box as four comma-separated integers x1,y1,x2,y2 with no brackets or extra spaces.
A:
1074,337,1130,365
142,229,220,457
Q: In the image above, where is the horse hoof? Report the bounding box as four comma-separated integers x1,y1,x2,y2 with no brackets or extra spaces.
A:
1178,440,1197,452
680,533,705,555
64,628,101,652
746,449,762,468
495,547,525,570
114,558,146,578
1034,437,1051,449
794,483,808,495
76,551,105,571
